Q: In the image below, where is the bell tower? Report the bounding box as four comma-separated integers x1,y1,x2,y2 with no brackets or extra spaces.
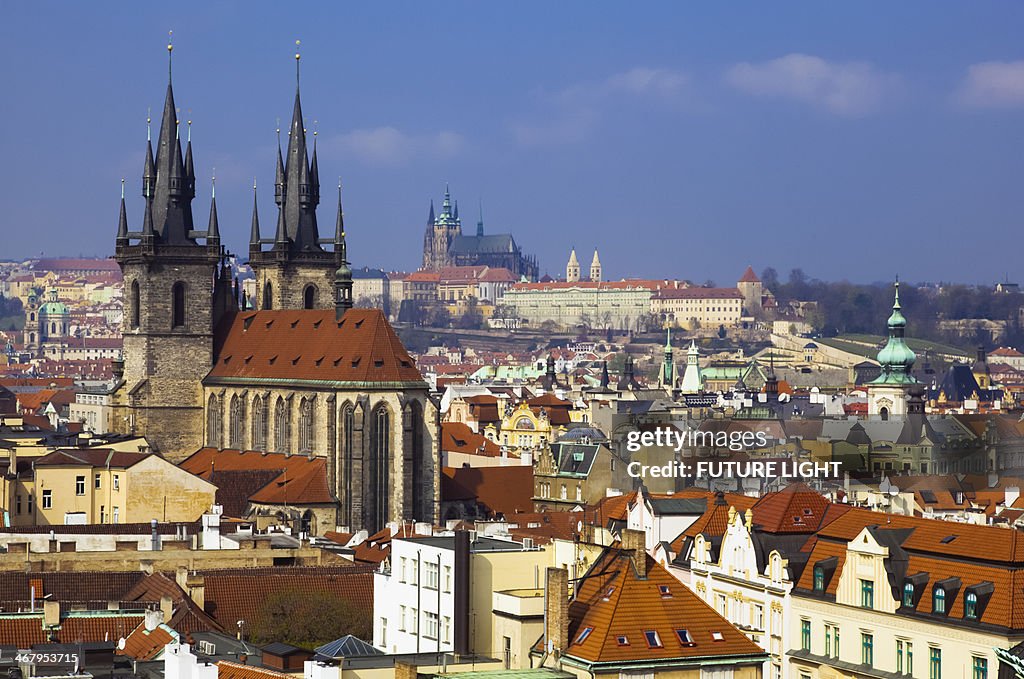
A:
111,38,233,460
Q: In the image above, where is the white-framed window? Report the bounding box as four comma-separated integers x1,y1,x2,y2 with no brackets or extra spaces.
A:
75,475,86,495
112,506,119,523
444,565,452,592
399,557,407,583
113,474,120,491
379,618,387,647
399,605,407,631
42,490,52,510
425,561,440,589
410,608,418,633
443,616,451,643
94,473,101,489
410,558,419,585
425,611,439,639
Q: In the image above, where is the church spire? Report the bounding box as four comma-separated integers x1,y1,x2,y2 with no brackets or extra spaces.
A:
117,179,129,245
206,175,220,241
427,199,435,225
334,181,353,320
184,119,195,200
278,39,321,252
249,179,261,246
274,122,285,206
476,200,484,237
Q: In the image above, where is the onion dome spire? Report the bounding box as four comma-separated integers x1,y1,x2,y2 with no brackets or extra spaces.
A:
870,278,918,385
249,179,261,246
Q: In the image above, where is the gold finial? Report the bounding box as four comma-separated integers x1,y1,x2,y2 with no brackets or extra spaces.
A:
167,30,174,78
295,39,301,86
295,39,301,60
253,177,258,191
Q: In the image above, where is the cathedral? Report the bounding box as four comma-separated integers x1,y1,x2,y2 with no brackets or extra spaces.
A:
421,187,539,279
109,42,438,532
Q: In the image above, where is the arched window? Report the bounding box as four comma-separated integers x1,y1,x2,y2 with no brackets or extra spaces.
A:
30,313,35,322
251,395,267,451
298,397,314,454
408,400,425,519
229,394,245,449
274,397,291,453
207,394,222,448
933,587,946,614
303,284,317,310
343,404,355,526
50,322,56,334
371,405,390,531
965,591,978,619
903,582,915,607
130,281,140,329
172,282,186,328
879,407,889,422
263,281,273,310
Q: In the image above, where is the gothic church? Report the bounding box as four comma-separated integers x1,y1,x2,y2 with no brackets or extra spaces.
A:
109,44,437,532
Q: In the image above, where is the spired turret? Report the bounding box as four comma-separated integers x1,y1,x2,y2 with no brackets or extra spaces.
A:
867,279,918,420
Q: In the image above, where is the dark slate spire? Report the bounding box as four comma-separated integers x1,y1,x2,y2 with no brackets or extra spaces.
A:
600,360,610,389
184,121,196,200
453,199,459,222
249,179,261,246
277,42,322,253
274,126,286,206
117,180,129,244
309,132,320,207
334,180,346,258
143,115,156,200
207,177,220,241
274,205,288,246
149,37,197,246
334,182,353,319
476,200,484,237
427,200,435,225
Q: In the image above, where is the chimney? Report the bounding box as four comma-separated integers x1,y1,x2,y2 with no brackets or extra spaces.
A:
620,528,647,578
144,608,162,632
43,600,60,628
394,662,418,679
544,567,569,658
160,595,174,623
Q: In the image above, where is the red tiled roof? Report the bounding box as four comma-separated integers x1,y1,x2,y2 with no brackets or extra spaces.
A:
0,571,146,605
200,566,375,630
653,287,743,300
208,309,424,385
0,613,145,646
218,661,292,679
442,465,534,516
33,448,151,469
751,482,832,533
511,280,677,292
548,547,764,664
405,271,440,283
441,421,502,456
739,266,760,283
478,267,517,282
33,258,122,273
180,448,333,505
118,621,176,661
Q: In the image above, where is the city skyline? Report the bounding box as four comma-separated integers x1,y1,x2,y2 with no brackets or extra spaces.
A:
2,3,1024,282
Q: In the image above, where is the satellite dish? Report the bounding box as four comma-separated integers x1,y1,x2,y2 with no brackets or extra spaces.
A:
577,520,583,533
117,637,126,650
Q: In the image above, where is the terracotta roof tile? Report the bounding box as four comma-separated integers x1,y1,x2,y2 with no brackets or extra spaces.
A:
218,661,292,679
441,466,534,517
118,621,177,661
441,422,502,456
548,547,764,665
179,448,334,505
208,309,424,386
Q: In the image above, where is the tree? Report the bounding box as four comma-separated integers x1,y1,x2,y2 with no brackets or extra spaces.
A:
717,324,727,339
425,305,451,328
760,267,780,291
249,586,371,648
456,296,484,329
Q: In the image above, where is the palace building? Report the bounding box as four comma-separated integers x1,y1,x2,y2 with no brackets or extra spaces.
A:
108,42,438,532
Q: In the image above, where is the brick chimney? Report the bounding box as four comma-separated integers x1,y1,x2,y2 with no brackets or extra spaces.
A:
394,661,418,679
544,567,569,658
621,528,647,578
160,595,174,623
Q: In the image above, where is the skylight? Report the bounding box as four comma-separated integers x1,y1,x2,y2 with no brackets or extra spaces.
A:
675,629,695,646
711,632,725,642
575,627,593,644
644,630,663,648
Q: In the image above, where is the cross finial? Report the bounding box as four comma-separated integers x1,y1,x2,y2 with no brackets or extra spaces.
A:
167,30,174,78
121,178,125,199
295,39,301,86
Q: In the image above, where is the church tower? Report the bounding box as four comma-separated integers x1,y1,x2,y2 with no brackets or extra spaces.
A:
421,186,461,270
867,280,917,420
112,39,234,459
680,340,704,393
250,43,344,311
589,249,602,283
566,249,580,283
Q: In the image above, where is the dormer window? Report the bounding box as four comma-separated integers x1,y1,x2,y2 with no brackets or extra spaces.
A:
965,592,978,619
575,627,593,644
903,582,915,607
813,566,825,592
934,587,946,614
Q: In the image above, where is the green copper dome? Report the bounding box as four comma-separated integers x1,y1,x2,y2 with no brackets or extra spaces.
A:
870,281,918,385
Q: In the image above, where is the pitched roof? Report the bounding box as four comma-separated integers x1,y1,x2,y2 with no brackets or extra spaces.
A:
0,612,144,646
739,266,760,283
0,571,146,607
208,309,424,386
199,566,375,632
750,482,832,533
441,421,502,456
118,621,177,660
218,661,292,679
33,448,151,469
549,548,764,665
441,465,534,516
653,287,744,300
179,448,333,505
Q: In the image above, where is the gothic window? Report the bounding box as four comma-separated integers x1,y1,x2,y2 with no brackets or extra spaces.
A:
303,284,318,310
327,398,337,459
274,396,291,453
229,394,244,449
299,397,314,454
130,281,140,328
371,404,391,531
207,394,222,448
342,404,355,525
172,282,186,328
263,281,273,310
409,400,425,519
251,395,267,451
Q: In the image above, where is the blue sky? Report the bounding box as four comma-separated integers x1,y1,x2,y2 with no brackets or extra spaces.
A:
2,2,1023,283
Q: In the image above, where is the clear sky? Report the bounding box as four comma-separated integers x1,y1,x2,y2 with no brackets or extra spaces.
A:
2,2,1023,283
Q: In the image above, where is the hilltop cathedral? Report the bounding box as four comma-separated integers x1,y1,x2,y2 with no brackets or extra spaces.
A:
108,41,438,533
421,187,539,279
